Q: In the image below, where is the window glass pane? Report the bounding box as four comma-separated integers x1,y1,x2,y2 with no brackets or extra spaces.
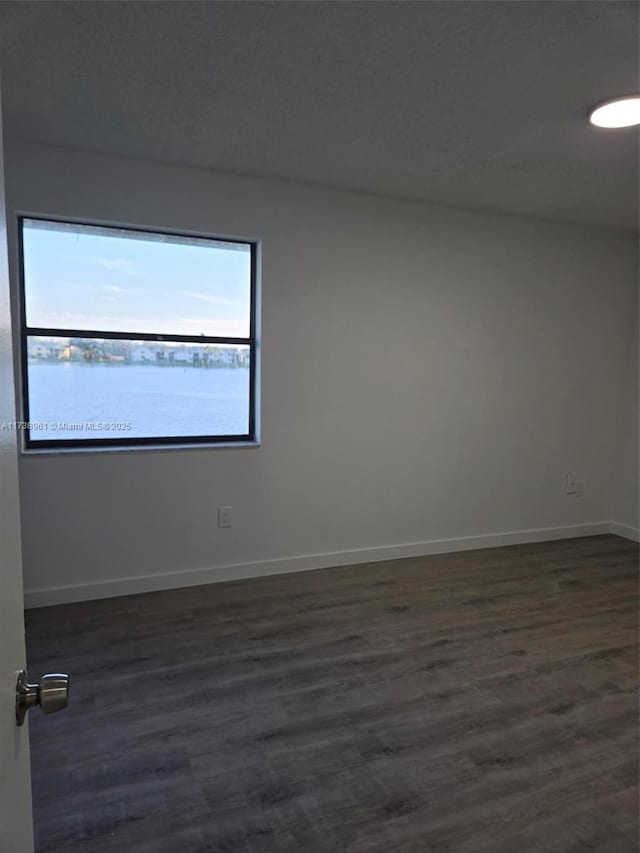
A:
22,219,252,338
26,337,250,441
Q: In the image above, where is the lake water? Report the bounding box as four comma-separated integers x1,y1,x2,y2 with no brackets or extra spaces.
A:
26,362,250,441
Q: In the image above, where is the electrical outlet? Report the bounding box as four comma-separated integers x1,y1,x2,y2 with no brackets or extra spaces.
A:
218,506,232,528
565,473,577,495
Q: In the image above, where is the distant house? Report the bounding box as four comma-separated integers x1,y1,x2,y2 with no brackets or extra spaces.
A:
47,342,66,360
126,344,246,366
172,348,193,364
130,345,156,363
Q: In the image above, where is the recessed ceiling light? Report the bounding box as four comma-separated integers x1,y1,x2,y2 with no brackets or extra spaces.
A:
589,96,640,129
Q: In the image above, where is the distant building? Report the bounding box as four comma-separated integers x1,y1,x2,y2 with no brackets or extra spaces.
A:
130,345,156,363
26,341,252,366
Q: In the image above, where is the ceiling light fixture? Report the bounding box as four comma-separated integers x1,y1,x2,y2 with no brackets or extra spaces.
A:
589,96,640,128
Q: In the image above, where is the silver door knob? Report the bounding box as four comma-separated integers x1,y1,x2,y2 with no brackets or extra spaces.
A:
15,670,70,727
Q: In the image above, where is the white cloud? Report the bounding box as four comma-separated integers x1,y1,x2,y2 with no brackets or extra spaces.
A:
183,290,237,307
92,257,145,276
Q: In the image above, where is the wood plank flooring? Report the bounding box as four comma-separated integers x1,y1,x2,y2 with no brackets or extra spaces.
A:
25,534,638,853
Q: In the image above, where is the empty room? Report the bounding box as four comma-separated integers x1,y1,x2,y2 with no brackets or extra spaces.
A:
0,2,638,852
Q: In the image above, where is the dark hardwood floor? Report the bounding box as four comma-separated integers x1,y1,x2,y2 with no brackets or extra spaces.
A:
25,534,638,853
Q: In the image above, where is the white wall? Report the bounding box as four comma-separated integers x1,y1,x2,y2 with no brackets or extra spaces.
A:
5,143,637,606
610,261,639,539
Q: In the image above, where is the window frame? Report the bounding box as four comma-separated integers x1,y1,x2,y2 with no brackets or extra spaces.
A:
17,215,258,451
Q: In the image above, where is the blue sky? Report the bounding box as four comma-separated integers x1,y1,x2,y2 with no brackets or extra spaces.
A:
23,220,252,337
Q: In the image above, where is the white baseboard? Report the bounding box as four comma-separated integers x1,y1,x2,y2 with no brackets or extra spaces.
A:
609,521,640,542
23,520,612,609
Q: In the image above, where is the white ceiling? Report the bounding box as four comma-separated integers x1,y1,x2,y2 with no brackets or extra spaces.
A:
0,1,637,231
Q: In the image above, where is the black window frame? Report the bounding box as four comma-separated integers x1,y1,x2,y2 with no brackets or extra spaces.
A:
18,215,258,450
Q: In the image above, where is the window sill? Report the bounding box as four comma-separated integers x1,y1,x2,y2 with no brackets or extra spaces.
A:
21,440,261,456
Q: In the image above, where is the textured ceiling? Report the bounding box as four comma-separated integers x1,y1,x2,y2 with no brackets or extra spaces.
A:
0,1,637,231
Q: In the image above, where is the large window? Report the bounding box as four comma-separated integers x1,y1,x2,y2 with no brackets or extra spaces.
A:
18,217,257,449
